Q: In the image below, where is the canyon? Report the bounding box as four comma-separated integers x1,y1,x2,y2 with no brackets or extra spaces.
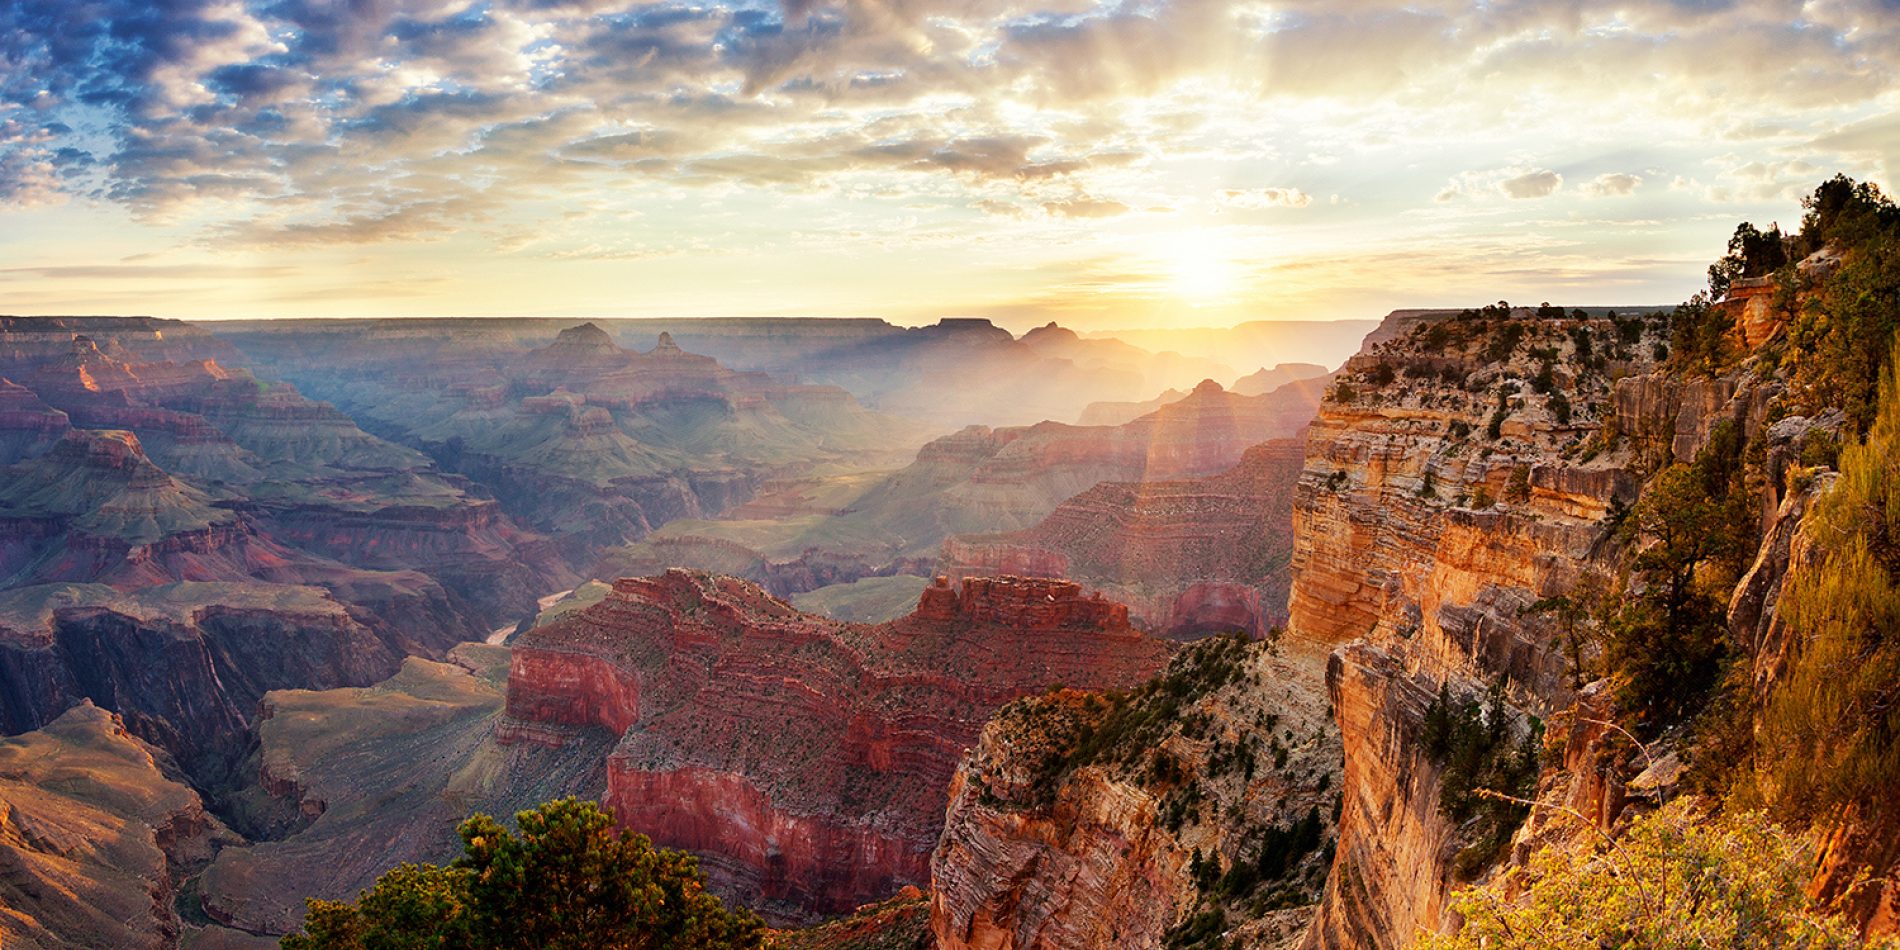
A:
7,213,1894,950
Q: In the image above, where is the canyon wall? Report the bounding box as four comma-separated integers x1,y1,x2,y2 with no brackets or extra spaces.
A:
498,570,1170,921
1286,307,1793,947
931,636,1339,950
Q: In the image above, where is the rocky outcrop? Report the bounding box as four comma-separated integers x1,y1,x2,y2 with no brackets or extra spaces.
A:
942,439,1307,638
931,635,1339,950
0,702,238,950
1284,307,1712,948
499,570,1171,921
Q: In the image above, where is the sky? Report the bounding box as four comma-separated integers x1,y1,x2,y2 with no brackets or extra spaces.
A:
1,0,1897,330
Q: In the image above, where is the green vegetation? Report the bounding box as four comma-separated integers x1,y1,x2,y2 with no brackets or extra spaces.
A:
1604,420,1751,730
1420,683,1541,879
1035,634,1254,792
1666,292,1733,376
1168,805,1328,950
281,798,765,950
1753,338,1900,829
1422,803,1891,950
1707,221,1789,299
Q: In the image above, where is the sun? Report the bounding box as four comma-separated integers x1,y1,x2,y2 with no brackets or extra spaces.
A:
1159,231,1245,305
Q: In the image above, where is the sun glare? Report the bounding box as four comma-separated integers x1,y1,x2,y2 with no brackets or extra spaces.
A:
1161,232,1245,305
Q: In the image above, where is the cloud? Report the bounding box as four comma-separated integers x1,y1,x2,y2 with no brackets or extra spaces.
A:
2,0,1899,252
1500,169,1562,199
1581,173,1643,197
1437,167,1564,202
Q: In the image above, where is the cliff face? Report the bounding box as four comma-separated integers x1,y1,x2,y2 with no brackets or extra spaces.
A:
1287,307,1783,947
499,570,1170,921
930,635,1338,950
942,439,1307,638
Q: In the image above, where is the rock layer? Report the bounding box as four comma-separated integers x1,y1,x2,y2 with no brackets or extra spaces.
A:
499,570,1170,920
1286,307,1779,947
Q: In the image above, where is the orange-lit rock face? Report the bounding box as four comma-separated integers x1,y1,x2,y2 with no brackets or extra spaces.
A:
1283,309,1770,948
500,569,1169,921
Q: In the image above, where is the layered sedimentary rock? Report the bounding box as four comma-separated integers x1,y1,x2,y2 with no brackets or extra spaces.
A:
0,702,238,950
0,582,425,784
1285,306,1793,947
942,439,1307,638
931,635,1339,950
0,318,572,802
499,570,1171,920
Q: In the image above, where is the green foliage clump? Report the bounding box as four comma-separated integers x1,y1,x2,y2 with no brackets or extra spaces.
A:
281,798,766,950
1756,339,1900,829
1503,466,1531,505
1606,421,1752,730
1667,293,1735,376
1421,803,1891,950
1420,682,1541,879
1547,390,1572,426
1786,238,1900,435
1707,221,1790,298
1486,322,1528,363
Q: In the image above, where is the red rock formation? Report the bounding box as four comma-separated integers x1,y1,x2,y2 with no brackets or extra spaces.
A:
500,570,1170,920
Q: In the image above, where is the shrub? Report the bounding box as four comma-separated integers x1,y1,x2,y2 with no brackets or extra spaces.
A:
1503,466,1531,504
1422,803,1890,950
1548,391,1572,425
1420,682,1540,878
1756,339,1900,828
281,798,766,950
1606,454,1747,730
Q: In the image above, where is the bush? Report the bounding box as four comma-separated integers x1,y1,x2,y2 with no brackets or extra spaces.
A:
1606,459,1746,729
1756,339,1900,828
281,798,766,950
1420,682,1540,878
1421,803,1890,950
1548,391,1572,425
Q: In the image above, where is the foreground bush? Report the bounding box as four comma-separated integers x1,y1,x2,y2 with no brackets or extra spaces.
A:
282,797,766,950
1421,802,1889,949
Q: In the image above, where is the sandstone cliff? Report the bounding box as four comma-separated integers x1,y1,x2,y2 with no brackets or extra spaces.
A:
1285,295,1858,946
0,702,239,950
499,570,1171,921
